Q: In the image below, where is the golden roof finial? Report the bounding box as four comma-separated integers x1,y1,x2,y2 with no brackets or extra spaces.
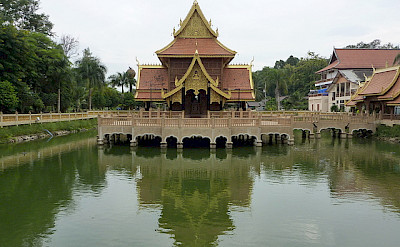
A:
194,0,198,5
209,19,212,26
195,49,199,55
250,57,255,67
173,27,175,33
180,18,182,26
372,64,375,73
136,57,140,66
216,28,219,36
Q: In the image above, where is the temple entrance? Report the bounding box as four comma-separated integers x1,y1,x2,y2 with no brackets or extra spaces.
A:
185,89,208,118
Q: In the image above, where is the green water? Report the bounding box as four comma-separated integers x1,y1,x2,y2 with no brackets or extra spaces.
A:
1,132,400,246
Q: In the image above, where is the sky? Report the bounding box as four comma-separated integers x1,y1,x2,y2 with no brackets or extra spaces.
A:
40,0,400,76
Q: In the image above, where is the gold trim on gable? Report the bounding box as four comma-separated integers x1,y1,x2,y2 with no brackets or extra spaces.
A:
173,2,218,38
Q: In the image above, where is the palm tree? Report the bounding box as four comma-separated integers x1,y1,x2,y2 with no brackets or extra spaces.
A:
76,48,107,110
263,68,288,110
394,53,400,65
108,72,126,94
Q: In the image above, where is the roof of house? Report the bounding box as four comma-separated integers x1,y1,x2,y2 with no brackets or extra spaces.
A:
358,67,398,96
156,38,235,56
317,49,400,73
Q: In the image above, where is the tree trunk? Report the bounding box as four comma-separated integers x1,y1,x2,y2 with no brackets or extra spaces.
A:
89,88,92,110
130,83,133,93
275,82,280,110
121,85,124,94
58,88,61,113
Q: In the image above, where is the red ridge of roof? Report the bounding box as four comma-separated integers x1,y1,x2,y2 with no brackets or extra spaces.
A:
317,49,400,73
157,38,235,56
359,69,397,96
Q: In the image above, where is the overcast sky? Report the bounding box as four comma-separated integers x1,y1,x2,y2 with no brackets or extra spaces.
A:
40,0,400,76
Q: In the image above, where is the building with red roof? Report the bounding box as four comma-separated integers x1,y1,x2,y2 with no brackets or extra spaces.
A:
135,1,254,117
309,48,400,112
346,66,400,117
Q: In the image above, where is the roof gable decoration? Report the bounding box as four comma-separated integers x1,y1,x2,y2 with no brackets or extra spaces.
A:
173,1,218,38
360,67,400,96
162,53,230,99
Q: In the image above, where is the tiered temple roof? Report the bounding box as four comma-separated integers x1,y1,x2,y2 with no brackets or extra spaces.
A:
135,1,254,105
347,66,400,106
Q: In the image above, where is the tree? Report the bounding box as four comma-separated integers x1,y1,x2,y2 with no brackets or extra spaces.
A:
345,39,399,49
394,54,400,65
0,81,19,112
59,34,79,59
75,48,107,110
108,72,127,94
0,0,53,35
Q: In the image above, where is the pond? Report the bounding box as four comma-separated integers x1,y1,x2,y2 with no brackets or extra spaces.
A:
1,131,400,246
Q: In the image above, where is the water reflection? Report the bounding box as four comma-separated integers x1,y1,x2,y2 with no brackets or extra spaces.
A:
0,134,400,246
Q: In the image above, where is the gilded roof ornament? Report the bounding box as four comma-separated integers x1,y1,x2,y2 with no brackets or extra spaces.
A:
180,18,182,26
250,57,254,67
194,0,198,5
216,28,219,36
209,19,212,26
136,57,140,66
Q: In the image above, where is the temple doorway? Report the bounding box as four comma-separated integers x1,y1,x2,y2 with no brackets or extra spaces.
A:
185,89,207,118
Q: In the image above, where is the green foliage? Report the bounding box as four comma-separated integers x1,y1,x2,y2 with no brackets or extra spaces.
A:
0,0,53,35
0,81,19,112
331,105,339,112
108,71,136,94
75,48,107,110
253,52,328,110
0,118,98,143
345,39,399,49
121,92,137,110
375,125,400,138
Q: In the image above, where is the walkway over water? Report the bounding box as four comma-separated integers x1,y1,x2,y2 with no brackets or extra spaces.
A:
97,111,377,148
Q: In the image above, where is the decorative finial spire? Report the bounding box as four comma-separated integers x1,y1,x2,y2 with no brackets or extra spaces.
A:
250,57,255,67
173,27,175,33
180,18,182,26
194,0,198,5
216,28,219,36
136,57,140,66
209,19,212,26
195,49,199,55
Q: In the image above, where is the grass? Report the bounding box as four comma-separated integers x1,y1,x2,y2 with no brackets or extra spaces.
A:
375,124,400,138
0,118,98,143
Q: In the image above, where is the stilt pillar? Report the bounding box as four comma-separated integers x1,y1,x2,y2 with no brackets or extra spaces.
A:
340,132,347,139
97,138,104,145
309,132,315,138
255,140,263,147
160,142,167,148
347,133,353,139
130,140,137,147
226,142,233,149
210,143,216,149
177,142,183,149
288,139,295,146
315,132,321,139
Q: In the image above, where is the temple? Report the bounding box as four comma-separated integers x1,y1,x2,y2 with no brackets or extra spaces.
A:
135,1,254,118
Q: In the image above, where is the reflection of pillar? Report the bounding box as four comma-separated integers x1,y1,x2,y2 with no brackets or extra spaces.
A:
210,142,216,149
340,132,347,139
226,142,233,149
177,142,183,149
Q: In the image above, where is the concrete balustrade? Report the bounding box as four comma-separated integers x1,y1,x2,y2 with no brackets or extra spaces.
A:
97,111,377,148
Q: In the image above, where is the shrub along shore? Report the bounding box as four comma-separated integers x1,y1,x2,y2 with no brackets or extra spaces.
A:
375,125,400,143
0,119,98,144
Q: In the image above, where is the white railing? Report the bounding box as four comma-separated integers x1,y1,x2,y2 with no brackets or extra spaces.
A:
0,112,95,127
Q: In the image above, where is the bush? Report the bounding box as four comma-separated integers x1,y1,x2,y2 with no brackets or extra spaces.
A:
375,125,400,138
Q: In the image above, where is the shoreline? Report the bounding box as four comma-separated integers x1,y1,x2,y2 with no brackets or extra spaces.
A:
0,119,98,144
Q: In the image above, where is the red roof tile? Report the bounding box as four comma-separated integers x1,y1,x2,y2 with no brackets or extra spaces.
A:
157,38,235,56
387,94,400,105
135,92,164,101
229,92,254,101
359,69,397,95
317,49,400,73
222,68,252,90
137,67,168,90
378,73,400,100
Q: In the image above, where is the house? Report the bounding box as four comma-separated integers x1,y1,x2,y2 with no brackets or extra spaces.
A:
309,48,400,112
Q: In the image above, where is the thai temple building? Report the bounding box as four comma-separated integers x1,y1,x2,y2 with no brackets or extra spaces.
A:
309,48,400,112
134,1,254,118
347,66,400,117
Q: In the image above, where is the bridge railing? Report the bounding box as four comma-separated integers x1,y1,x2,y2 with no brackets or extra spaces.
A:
98,112,378,128
1,112,94,127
